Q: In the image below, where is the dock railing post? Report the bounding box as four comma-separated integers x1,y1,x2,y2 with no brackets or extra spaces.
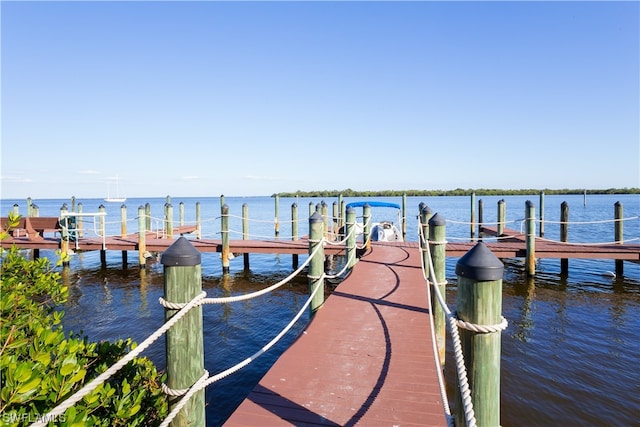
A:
161,237,205,427
560,201,569,275
428,212,446,367
363,203,371,251
477,199,484,240
402,193,407,241
308,212,325,315
60,204,70,266
242,203,250,270
497,199,505,236
221,204,230,274
195,202,201,239
525,200,536,276
292,203,299,269
420,205,433,277
454,243,505,427
99,205,106,267
470,192,476,241
77,203,83,237
138,205,146,268
346,206,357,268
615,201,624,276
274,194,280,238
120,204,128,268
166,203,174,239
120,204,127,237
539,191,545,238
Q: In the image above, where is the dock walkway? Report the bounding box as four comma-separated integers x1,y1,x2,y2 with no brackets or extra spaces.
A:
224,243,448,426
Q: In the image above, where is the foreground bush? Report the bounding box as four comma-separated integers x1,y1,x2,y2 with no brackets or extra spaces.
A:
0,246,168,426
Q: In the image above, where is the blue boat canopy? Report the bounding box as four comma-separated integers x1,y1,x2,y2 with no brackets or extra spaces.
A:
346,201,401,209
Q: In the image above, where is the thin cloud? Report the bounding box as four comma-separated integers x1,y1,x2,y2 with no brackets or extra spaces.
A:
78,170,100,175
181,176,200,181
1,175,34,183
244,175,280,181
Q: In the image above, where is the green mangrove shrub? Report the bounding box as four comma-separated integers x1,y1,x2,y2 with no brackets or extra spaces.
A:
0,244,168,426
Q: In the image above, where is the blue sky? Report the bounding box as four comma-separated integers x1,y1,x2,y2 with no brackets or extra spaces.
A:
1,1,638,199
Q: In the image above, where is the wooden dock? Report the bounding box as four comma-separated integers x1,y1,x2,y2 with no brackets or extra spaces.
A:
224,243,448,426
1,225,638,263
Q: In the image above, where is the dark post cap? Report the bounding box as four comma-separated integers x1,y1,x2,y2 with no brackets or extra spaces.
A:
310,212,324,223
429,212,446,226
161,236,201,266
455,243,504,281
421,205,433,215
346,206,355,214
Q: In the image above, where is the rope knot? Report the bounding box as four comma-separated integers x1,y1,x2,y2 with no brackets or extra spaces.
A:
162,370,210,397
159,291,207,310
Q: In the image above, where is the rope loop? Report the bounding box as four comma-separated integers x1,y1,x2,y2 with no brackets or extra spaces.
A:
158,291,207,310
162,370,210,397
454,313,509,334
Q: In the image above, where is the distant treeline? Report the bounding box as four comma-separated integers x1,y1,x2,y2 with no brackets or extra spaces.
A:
275,188,640,198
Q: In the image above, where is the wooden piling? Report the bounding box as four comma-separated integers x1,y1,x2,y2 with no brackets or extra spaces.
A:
470,192,476,241
120,204,127,268
161,238,205,427
420,205,433,278
525,200,536,276
166,204,174,239
497,199,506,236
243,203,250,269
60,204,70,266
138,206,146,268
477,199,484,240
363,203,371,251
539,191,545,237
274,194,280,238
428,212,446,367
195,202,201,239
615,201,624,276
221,204,230,274
120,204,127,237
99,205,106,268
560,201,569,275
145,203,151,231
455,243,504,427
345,206,357,268
291,203,299,269
308,212,325,315
402,193,407,240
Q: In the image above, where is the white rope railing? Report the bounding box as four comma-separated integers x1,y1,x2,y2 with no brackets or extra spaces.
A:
32,238,328,427
159,274,325,427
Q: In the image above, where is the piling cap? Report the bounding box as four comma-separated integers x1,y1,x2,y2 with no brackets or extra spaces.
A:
429,212,445,226
455,243,504,281
161,236,201,266
310,212,324,223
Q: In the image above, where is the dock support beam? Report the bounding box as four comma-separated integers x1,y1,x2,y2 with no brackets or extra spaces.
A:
308,213,325,315
428,212,446,368
455,243,504,427
525,200,536,276
161,237,205,427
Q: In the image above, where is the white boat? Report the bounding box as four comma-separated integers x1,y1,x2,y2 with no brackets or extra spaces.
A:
105,176,126,203
346,201,403,242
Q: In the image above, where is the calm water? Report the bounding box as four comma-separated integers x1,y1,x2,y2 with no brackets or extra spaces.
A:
2,194,639,426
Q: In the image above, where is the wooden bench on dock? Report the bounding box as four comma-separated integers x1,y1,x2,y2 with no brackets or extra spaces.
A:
1,217,62,241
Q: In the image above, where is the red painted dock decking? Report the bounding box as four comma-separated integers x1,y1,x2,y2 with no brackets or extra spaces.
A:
224,243,448,427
